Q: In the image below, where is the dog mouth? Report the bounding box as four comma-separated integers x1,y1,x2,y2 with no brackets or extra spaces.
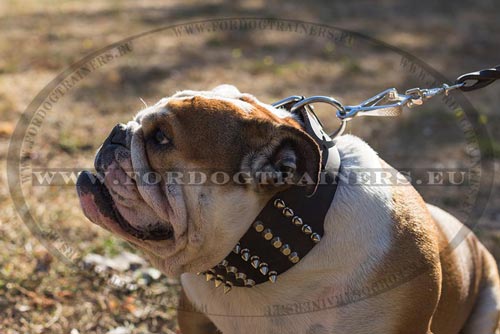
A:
77,171,174,241
76,123,176,242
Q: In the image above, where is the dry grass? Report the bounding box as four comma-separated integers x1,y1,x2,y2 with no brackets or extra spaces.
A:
1,0,499,333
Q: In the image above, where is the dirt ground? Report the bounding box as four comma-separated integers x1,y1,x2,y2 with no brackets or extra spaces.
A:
1,1,499,333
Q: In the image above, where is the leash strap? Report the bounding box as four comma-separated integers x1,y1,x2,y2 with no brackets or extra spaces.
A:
456,65,500,92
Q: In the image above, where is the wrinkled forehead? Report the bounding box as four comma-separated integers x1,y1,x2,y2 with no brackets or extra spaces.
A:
133,87,298,126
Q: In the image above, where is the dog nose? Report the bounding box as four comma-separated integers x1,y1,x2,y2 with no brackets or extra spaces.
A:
110,123,128,146
94,124,129,174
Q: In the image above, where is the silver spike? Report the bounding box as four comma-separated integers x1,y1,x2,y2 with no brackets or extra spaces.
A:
223,282,233,294
288,252,300,263
205,272,215,281
274,198,285,209
214,275,224,288
253,221,265,232
240,248,250,261
280,244,291,256
250,255,260,269
268,271,278,283
262,228,273,240
218,259,229,267
245,278,256,287
259,263,269,275
236,272,247,281
311,233,321,243
292,216,303,226
271,237,282,248
301,224,312,235
233,243,241,254
282,207,294,217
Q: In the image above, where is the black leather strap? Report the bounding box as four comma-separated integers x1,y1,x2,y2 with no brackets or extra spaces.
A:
456,65,500,91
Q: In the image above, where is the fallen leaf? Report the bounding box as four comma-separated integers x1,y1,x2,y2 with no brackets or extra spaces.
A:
0,121,14,137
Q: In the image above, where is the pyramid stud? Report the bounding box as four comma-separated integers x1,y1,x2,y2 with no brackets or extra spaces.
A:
262,229,273,240
236,272,247,281
250,256,260,269
205,272,215,281
311,233,321,243
292,216,303,226
271,237,282,248
245,278,256,287
197,272,202,275
214,275,224,288
259,263,269,275
226,266,237,274
268,271,278,283
223,282,233,294
301,224,312,235
274,198,285,209
253,221,264,233
282,207,294,217
218,259,228,267
240,249,250,261
233,243,241,254
288,252,300,263
280,244,291,256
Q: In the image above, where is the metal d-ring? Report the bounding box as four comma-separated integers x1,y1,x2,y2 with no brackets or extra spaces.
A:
289,96,347,138
289,96,344,114
272,95,347,138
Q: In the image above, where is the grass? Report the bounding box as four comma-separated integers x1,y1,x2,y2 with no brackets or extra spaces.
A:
58,130,94,154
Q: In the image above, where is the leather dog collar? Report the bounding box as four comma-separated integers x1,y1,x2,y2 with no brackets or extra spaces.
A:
200,101,341,294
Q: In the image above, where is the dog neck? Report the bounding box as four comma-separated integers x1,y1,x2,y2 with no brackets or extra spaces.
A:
200,104,341,294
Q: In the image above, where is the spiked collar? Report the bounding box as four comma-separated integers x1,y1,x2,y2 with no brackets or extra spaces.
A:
201,101,340,294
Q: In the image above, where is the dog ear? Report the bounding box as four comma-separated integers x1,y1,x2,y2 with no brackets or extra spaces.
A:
240,120,322,194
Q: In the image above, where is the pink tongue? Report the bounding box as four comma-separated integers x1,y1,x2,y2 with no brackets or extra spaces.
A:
130,128,171,222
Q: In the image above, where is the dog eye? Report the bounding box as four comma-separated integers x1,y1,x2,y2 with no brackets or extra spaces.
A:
154,130,170,145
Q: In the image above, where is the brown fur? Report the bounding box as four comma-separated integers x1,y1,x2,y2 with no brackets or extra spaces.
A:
431,226,483,333
172,105,498,333
358,160,443,333
141,96,321,191
80,88,499,333
374,159,495,333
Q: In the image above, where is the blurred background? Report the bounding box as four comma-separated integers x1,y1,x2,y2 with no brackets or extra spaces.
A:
0,1,499,333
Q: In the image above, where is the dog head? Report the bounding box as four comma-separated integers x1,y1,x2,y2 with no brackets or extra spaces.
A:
76,85,321,276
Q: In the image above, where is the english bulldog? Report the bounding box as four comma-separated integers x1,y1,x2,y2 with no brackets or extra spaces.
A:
76,85,500,334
